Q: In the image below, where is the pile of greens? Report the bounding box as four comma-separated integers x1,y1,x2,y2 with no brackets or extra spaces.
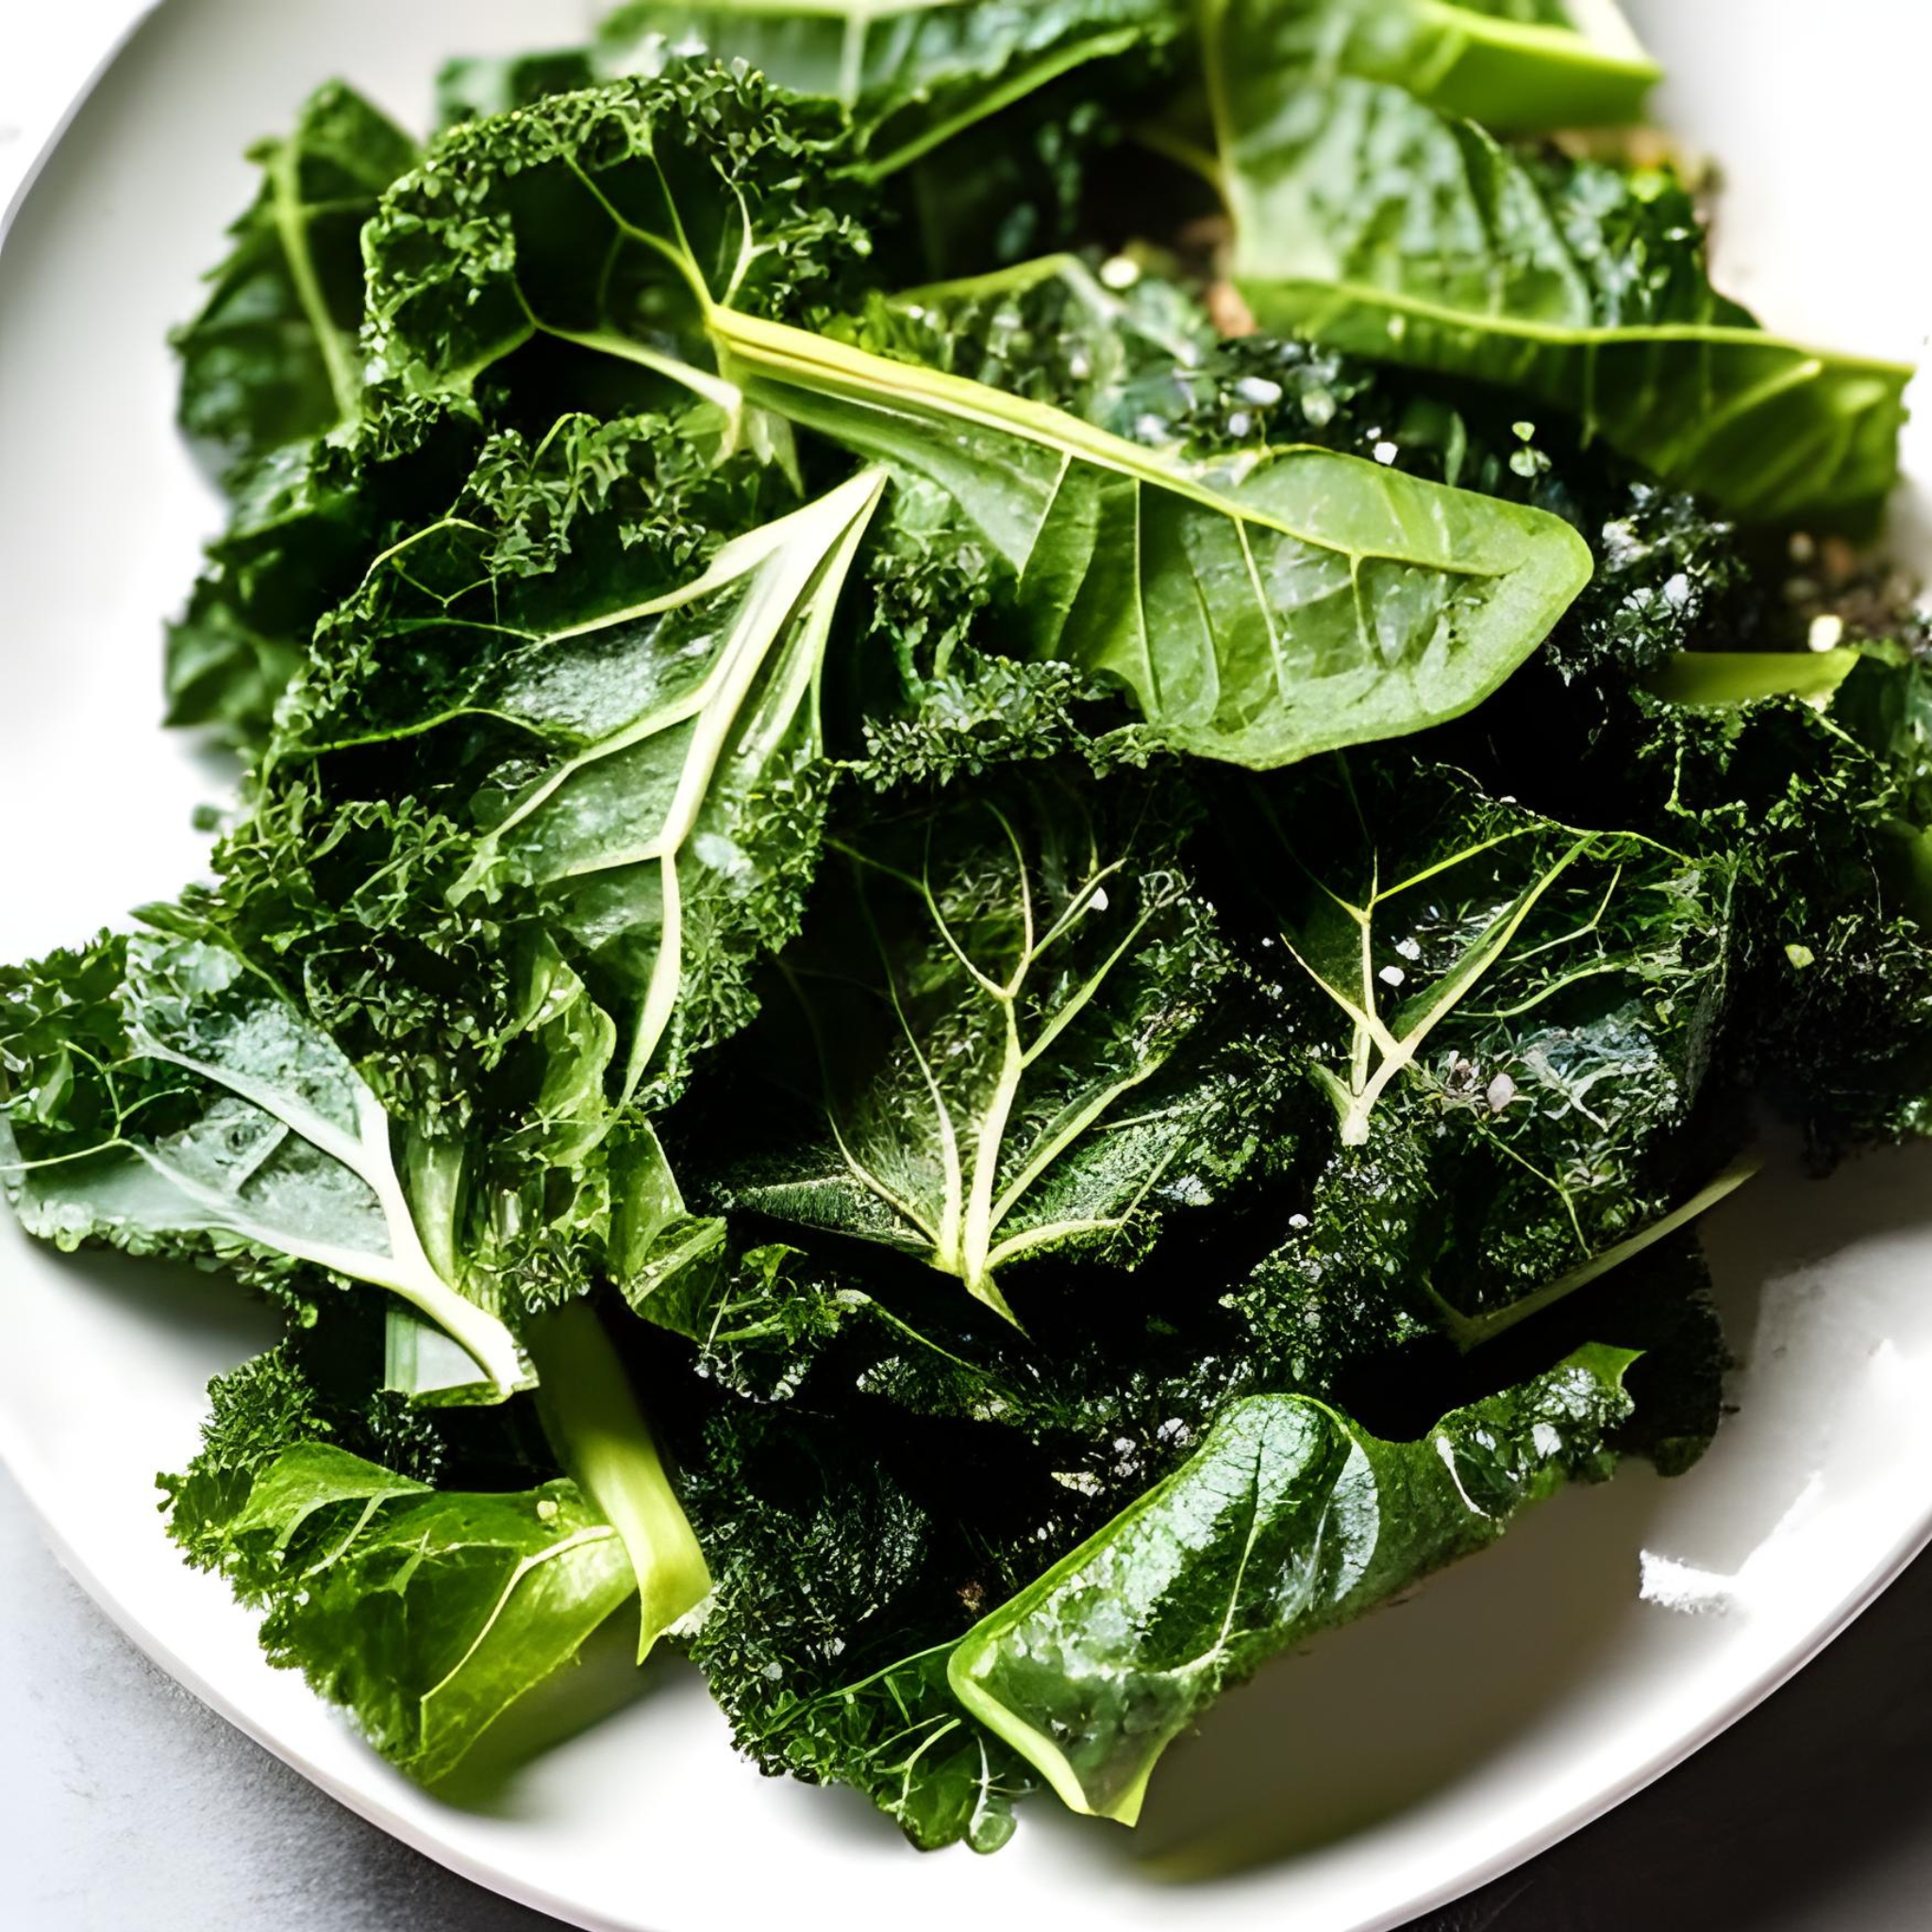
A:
7,0,1929,1853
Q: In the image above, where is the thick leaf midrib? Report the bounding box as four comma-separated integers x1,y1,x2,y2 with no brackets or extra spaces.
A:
1410,0,1660,79
1241,274,1914,376
717,308,1519,580
266,138,360,427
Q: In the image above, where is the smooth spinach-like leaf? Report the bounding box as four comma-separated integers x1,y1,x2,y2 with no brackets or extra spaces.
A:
1256,0,1660,131
722,303,1594,766
1208,0,1913,523
948,1342,1634,1823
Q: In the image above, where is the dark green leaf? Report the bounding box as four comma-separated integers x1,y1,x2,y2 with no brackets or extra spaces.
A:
1208,0,1913,522
948,1343,1634,1822
168,1441,633,1782
175,82,417,475
1239,0,1660,132
721,771,1285,1320
1259,756,1731,1307
720,301,1594,767
0,930,528,1396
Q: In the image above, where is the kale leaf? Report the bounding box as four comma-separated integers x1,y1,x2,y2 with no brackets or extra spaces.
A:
166,1440,636,1781
0,928,528,1398
713,768,1291,1321
175,82,416,475
948,1343,1635,1823
1208,0,1913,522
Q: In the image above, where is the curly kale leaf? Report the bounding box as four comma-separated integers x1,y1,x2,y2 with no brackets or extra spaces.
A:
716,770,1291,1321
437,3,1183,277
258,412,875,1113
450,1,1178,169
675,1403,1060,1852
828,472,1143,787
0,928,528,1397
165,398,481,746
372,82,1592,771
164,1337,449,1573
1642,689,1932,1153
363,63,872,423
166,87,443,746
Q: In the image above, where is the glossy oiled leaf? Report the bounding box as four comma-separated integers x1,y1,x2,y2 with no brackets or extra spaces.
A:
179,1442,635,1782
948,1344,1635,1823
1208,0,1912,523
0,932,527,1398
1257,0,1659,131
861,253,1216,435
591,0,1180,173
719,305,1593,767
284,449,883,1107
175,83,416,475
723,774,1281,1320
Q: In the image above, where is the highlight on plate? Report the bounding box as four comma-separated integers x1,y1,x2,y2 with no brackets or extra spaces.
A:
5,0,1926,1855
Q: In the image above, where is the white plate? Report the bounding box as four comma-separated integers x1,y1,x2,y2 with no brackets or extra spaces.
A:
3,3,1930,1927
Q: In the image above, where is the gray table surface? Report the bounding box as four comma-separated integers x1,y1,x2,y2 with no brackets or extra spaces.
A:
4,1462,1930,1932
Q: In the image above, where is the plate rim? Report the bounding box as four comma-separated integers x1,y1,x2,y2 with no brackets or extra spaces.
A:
4,8,1931,1929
